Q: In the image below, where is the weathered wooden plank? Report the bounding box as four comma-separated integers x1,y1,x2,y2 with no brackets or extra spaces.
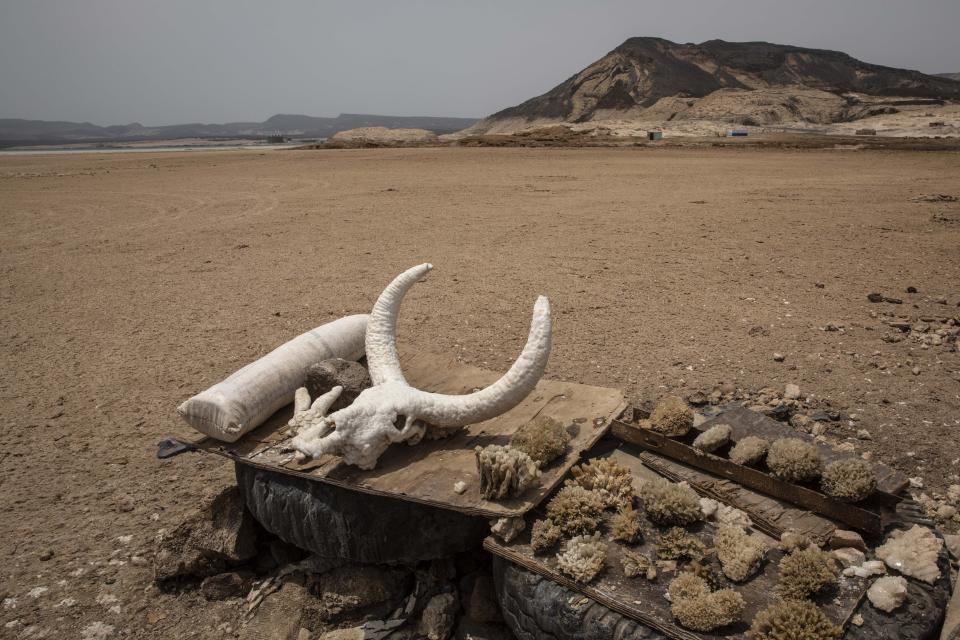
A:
184,348,626,518
611,406,903,535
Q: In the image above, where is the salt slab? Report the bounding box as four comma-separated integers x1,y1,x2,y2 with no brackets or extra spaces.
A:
875,525,942,584
867,576,908,612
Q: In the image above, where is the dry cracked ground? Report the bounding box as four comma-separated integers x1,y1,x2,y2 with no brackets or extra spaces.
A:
1,146,959,638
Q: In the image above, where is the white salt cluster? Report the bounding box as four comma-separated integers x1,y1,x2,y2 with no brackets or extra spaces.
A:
475,445,541,500
842,560,886,578
875,525,942,584
693,423,732,453
556,532,607,583
867,576,908,612
489,516,526,543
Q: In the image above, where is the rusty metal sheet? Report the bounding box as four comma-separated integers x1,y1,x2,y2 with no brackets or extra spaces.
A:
611,406,904,535
484,464,869,640
180,348,626,518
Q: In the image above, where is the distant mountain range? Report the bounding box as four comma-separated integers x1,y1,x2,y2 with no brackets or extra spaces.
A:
465,37,960,134
0,113,478,148
936,72,960,82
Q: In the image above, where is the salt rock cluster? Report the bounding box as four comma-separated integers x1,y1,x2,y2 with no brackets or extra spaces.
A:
637,478,702,526
649,396,694,436
875,524,943,584
509,415,571,467
667,573,744,632
729,435,769,466
766,438,823,483
776,544,838,600
714,525,767,582
545,485,604,536
867,575,908,612
820,458,877,502
692,423,732,453
489,516,525,543
475,445,541,500
529,518,562,553
610,504,643,543
622,548,656,580
748,600,841,639
656,527,707,561
568,457,635,509
556,532,607,583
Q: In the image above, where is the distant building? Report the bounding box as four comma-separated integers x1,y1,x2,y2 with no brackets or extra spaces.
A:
727,129,749,137
647,131,663,141
266,134,286,144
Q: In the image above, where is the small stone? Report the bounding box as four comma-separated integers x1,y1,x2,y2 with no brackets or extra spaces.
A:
906,286,918,293
944,534,960,560
867,293,884,303
912,366,921,376
909,477,924,489
843,560,886,578
490,517,525,543
200,572,251,600
773,352,785,362
304,359,372,412
851,614,864,626
418,593,458,640
784,384,801,400
832,548,866,568
937,504,957,520
856,429,871,440
829,530,866,551
39,550,54,561
453,481,467,494
867,576,908,612
811,422,827,436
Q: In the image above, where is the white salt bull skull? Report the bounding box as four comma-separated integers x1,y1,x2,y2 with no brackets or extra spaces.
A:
289,263,552,469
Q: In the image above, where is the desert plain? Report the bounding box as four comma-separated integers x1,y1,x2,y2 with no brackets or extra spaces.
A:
1,146,959,637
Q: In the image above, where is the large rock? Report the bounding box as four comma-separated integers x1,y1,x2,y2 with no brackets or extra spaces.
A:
419,593,459,640
304,359,371,412
154,486,260,582
314,565,412,623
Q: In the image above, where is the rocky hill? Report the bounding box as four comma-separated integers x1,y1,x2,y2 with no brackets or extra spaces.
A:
0,113,477,148
936,72,960,82
464,37,960,134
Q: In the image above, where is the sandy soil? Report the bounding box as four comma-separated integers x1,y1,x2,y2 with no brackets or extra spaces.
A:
1,147,959,638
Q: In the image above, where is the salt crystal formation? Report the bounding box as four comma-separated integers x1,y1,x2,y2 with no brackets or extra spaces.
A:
714,525,767,582
649,396,693,436
656,527,707,561
842,560,886,578
622,549,656,580
475,445,541,500
729,436,769,466
875,525,943,584
546,485,605,536
777,545,838,600
610,504,643,543
637,478,702,526
867,576,908,612
767,438,824,483
568,457,635,509
509,415,570,467
666,573,745,632
530,518,562,553
556,533,607,583
749,600,841,639
489,516,525,543
820,458,877,502
692,423,732,453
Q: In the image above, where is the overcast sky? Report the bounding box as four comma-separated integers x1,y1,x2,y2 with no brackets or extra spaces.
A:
1,0,958,126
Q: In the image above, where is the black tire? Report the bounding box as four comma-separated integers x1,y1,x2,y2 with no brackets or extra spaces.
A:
235,462,489,565
492,555,667,640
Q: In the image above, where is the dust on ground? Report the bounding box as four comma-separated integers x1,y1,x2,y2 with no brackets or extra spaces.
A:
1,146,958,638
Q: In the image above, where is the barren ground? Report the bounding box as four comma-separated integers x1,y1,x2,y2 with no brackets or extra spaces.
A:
1,147,959,638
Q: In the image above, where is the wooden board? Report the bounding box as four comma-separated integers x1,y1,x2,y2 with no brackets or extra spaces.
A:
484,464,869,640
180,349,626,518
612,406,906,535
637,450,837,545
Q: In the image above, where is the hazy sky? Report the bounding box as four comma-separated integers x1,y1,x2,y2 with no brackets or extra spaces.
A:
1,0,958,125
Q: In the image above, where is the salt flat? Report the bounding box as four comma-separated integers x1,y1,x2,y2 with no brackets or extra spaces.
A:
1,146,958,637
